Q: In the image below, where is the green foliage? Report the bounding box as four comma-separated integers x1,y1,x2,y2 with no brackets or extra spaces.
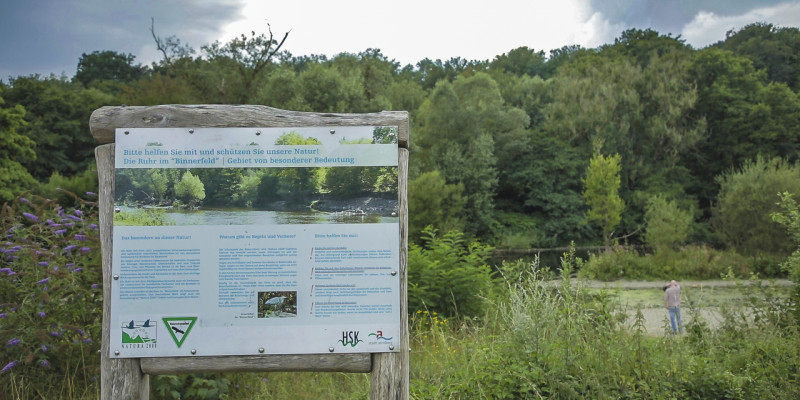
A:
772,192,800,324
153,374,230,400
74,50,146,88
175,170,206,206
719,23,800,91
583,151,625,249
685,48,800,209
3,76,116,180
579,246,752,281
712,156,800,258
772,192,800,282
407,227,493,317
113,208,173,226
39,167,100,207
0,90,37,204
0,193,102,394
407,171,466,243
644,195,693,252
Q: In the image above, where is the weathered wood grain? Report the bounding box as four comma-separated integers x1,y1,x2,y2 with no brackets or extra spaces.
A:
140,353,371,375
370,147,410,400
98,144,149,399
90,105,409,148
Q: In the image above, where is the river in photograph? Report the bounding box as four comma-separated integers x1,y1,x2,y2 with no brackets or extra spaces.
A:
117,206,397,225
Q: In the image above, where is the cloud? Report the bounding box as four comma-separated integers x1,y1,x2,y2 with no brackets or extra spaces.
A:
681,2,800,48
0,0,244,79
217,0,627,65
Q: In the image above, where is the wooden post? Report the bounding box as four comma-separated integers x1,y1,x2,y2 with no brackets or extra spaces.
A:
90,105,409,400
97,144,149,399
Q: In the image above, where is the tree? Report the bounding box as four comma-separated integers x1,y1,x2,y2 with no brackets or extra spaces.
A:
719,23,800,91
712,156,800,258
644,195,693,252
74,50,146,88
3,76,115,180
489,46,546,77
686,48,800,212
583,151,625,251
0,91,36,203
408,170,466,243
174,171,205,207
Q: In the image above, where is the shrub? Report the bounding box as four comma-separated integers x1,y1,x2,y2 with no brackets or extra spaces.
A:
0,191,102,395
408,226,493,317
579,246,751,281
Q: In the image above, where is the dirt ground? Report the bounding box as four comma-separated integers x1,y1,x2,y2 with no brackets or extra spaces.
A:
580,279,794,335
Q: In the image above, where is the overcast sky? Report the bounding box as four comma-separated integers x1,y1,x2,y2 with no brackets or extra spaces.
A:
2,0,800,80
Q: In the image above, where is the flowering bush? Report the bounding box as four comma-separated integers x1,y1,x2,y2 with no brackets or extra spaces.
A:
0,190,102,384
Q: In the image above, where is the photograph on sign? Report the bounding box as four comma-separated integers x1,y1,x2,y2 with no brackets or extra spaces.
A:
110,127,401,358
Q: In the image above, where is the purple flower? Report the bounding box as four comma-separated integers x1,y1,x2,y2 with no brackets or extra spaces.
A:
6,338,21,347
49,332,60,337
52,266,58,271
54,229,67,235
91,284,100,289
77,329,86,336
73,234,86,240
2,246,21,253
39,360,50,368
1,360,17,373
89,224,98,230
86,192,97,197
56,207,64,217
38,311,46,318
66,263,74,267
72,268,83,273
0,268,13,275
0,313,6,318
67,215,82,222
64,245,78,252
41,345,48,352
22,212,39,222
19,197,30,204
35,278,50,285
82,339,92,343
79,247,91,253
37,261,49,267
47,220,62,228
74,210,83,216
63,223,75,228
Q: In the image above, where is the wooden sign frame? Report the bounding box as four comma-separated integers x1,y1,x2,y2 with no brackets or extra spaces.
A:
90,105,409,400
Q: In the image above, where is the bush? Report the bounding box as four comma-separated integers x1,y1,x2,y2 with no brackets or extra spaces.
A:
0,191,102,397
408,226,493,317
579,246,752,281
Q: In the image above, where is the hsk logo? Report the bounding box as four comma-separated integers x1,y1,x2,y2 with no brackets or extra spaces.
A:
338,331,363,347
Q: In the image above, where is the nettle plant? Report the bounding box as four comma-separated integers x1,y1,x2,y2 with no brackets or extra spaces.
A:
0,190,102,379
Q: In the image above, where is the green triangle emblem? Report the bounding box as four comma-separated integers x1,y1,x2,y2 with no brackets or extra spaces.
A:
162,317,197,348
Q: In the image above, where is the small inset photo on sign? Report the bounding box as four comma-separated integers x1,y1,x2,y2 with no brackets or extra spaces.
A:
258,291,297,318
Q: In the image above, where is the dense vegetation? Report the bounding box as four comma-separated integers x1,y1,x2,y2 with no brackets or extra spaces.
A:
2,21,800,398
3,23,800,260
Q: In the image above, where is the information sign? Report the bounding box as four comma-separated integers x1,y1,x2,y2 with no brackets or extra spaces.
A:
110,127,400,357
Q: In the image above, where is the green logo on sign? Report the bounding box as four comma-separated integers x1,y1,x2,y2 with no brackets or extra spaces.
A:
162,317,197,348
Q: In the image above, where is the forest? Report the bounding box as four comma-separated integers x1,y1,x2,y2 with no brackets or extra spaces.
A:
2,22,800,267
3,21,800,398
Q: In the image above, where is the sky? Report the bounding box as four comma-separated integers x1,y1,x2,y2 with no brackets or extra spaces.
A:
2,0,800,80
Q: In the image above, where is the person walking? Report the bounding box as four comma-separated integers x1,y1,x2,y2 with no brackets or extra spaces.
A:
664,280,682,333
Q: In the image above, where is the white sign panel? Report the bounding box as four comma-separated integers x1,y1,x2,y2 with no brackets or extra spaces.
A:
110,127,400,357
